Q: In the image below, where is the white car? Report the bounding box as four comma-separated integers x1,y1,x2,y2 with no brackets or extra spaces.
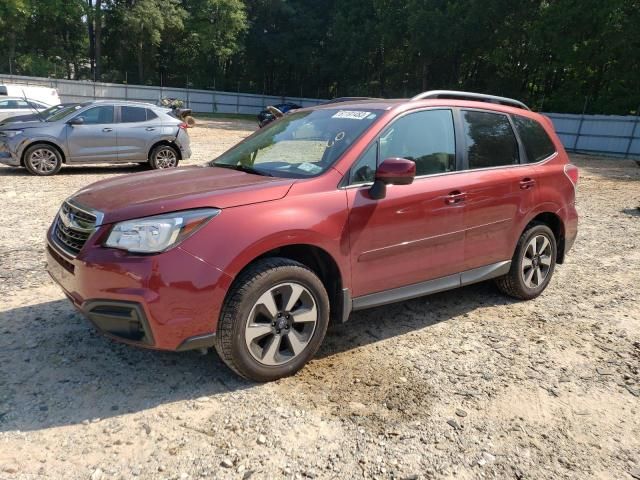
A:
0,96,51,121
0,84,61,106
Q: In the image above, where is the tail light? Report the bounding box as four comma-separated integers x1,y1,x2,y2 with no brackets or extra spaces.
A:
564,164,579,186
178,122,189,130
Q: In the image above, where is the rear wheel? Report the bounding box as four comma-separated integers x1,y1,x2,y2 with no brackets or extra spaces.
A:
215,258,330,382
149,144,179,169
23,144,62,176
495,223,557,300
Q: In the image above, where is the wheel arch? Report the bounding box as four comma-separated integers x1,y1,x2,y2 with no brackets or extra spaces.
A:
148,140,182,161
229,243,347,325
21,140,66,165
524,211,566,264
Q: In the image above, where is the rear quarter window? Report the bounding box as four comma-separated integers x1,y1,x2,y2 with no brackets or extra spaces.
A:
513,115,556,163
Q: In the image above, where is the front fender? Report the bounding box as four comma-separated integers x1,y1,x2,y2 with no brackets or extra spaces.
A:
16,133,68,162
178,186,351,288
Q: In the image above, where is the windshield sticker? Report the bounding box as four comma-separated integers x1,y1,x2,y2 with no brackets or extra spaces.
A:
332,110,372,120
297,162,323,174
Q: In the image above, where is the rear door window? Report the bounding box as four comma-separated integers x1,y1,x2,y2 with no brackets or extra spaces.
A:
462,110,519,169
120,106,147,123
512,115,556,163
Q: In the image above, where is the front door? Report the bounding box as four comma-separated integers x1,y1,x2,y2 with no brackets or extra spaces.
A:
346,108,466,298
66,105,118,162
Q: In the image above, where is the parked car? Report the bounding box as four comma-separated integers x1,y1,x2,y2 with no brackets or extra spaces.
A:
0,83,61,106
46,90,578,382
0,96,51,121
0,102,78,124
0,100,191,175
257,102,301,127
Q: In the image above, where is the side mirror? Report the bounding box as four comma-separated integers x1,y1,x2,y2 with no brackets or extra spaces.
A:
68,116,84,126
369,157,416,199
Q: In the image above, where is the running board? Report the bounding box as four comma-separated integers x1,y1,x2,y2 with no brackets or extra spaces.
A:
352,260,511,311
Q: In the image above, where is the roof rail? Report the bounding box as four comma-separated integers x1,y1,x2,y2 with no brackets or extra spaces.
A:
410,90,530,111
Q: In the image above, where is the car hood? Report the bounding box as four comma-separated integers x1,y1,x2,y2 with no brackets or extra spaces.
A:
0,114,38,125
0,119,45,129
72,166,296,225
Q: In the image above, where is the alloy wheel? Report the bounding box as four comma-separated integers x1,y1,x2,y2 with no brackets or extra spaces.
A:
244,282,318,366
521,234,553,289
155,148,177,168
29,148,58,174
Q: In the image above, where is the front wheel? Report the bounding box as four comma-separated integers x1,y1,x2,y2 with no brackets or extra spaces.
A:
149,145,179,169
495,223,557,300
214,258,330,382
24,144,62,176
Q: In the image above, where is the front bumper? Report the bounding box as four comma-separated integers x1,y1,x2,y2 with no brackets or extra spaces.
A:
0,139,20,166
46,226,233,351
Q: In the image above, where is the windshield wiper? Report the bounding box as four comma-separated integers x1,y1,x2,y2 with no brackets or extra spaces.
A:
213,163,273,177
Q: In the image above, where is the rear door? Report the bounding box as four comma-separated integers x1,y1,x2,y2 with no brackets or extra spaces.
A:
114,106,163,161
65,105,118,162
454,109,537,271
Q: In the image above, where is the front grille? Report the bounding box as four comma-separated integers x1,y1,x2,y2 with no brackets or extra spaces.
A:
52,201,98,256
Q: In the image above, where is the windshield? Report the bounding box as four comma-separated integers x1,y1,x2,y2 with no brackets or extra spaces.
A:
41,104,75,119
46,104,84,122
210,108,382,178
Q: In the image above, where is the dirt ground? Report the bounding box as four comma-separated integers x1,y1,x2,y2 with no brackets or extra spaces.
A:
0,118,639,480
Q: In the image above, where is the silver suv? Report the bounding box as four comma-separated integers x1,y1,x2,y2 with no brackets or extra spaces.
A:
0,100,191,176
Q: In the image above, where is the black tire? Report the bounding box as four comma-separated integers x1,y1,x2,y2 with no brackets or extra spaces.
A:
23,143,63,176
495,223,557,300
149,144,179,169
214,258,330,382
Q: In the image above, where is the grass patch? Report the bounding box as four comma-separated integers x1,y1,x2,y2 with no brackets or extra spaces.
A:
193,112,256,121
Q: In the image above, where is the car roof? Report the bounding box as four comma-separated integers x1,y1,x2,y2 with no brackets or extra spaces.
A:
87,99,160,108
306,91,545,122
0,96,46,102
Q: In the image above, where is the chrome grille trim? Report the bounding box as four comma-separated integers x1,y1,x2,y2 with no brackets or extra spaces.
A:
51,200,103,257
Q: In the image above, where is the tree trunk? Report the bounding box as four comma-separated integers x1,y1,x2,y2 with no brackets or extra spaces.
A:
94,0,102,80
138,41,144,83
87,0,95,78
422,59,428,91
8,31,16,74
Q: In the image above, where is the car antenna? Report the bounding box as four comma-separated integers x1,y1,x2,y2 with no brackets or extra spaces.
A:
22,88,46,122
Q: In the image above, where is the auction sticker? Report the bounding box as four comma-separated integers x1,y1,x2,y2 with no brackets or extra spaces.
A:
332,110,372,120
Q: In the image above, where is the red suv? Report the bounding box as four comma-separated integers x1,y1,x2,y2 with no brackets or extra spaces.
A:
46,91,578,381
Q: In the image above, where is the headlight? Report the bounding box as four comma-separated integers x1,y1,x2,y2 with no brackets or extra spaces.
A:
104,208,220,253
0,130,23,138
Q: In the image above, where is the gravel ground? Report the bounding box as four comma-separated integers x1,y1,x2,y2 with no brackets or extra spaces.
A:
0,118,639,480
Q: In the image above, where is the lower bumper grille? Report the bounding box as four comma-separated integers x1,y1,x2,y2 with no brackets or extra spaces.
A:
84,301,154,345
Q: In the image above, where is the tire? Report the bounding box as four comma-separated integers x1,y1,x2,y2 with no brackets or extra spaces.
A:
23,144,63,176
149,144,179,169
495,223,557,300
214,258,330,382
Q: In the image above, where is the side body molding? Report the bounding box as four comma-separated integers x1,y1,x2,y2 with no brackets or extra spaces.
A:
350,260,511,312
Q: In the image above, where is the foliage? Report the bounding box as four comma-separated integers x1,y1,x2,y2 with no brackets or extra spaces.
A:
0,0,638,114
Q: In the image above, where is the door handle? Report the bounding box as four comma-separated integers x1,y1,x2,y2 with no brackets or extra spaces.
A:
519,178,536,190
445,190,466,205
145,127,155,131
102,128,113,132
